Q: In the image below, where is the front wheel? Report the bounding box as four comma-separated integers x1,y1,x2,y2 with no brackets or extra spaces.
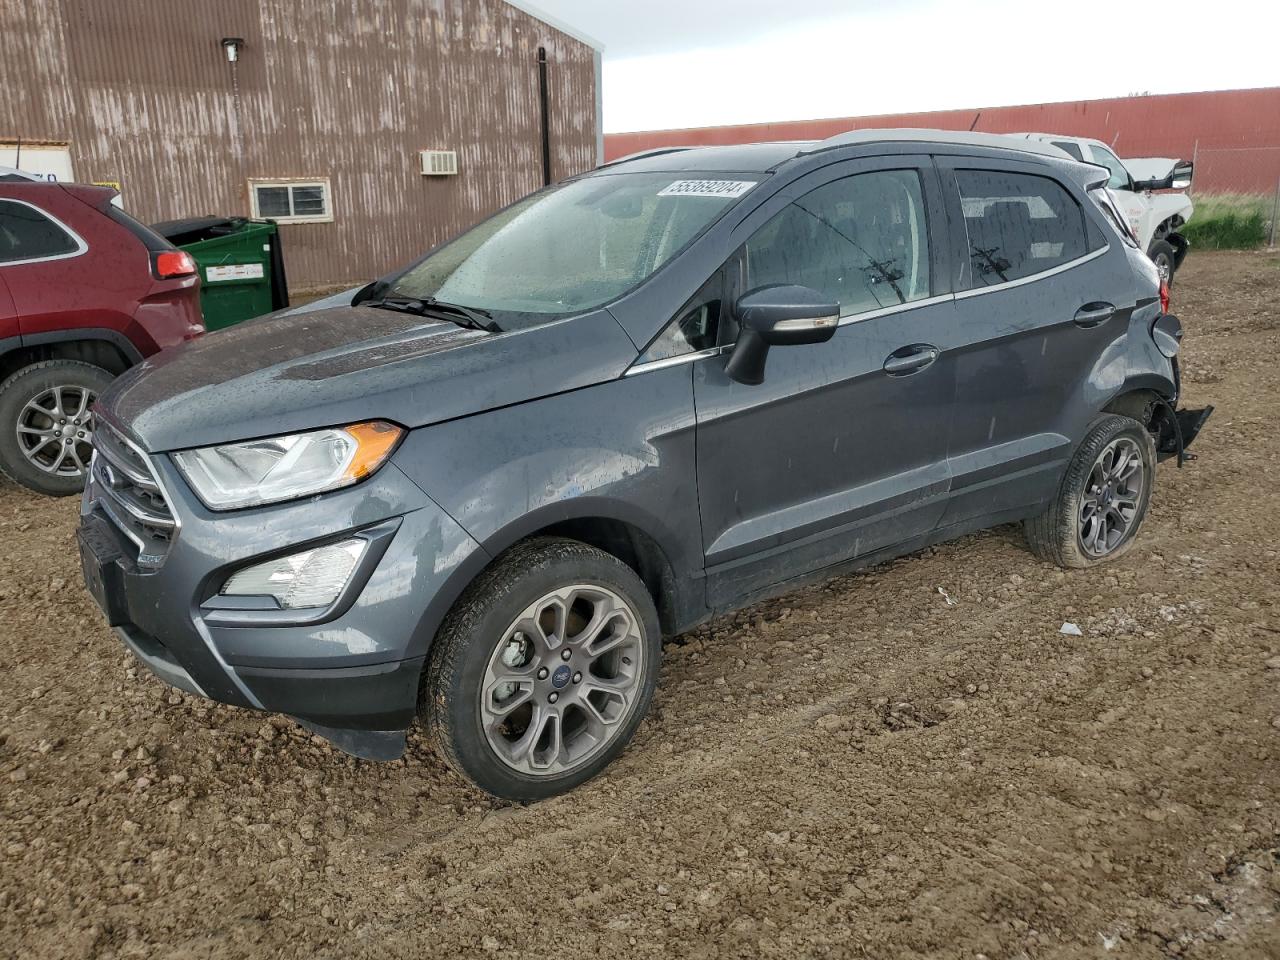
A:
422,538,662,800
1149,239,1177,286
1025,415,1156,568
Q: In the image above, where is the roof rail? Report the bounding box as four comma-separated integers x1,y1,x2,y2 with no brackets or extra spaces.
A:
800,128,1071,160
597,146,696,169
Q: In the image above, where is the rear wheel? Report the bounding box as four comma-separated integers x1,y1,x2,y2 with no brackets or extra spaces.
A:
422,538,662,800
0,360,114,496
1025,415,1156,568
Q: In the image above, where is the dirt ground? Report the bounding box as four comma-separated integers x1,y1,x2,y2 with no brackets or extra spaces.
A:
2,251,1278,959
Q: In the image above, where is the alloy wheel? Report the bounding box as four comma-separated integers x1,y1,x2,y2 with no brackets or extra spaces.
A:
480,584,646,777
16,385,96,477
1078,437,1145,557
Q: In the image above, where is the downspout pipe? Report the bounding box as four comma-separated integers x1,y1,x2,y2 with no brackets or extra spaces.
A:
537,46,552,186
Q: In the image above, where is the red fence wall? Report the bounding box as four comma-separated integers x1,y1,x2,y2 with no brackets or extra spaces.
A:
604,87,1280,194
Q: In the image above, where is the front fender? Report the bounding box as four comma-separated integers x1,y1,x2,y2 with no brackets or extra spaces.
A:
395,364,708,656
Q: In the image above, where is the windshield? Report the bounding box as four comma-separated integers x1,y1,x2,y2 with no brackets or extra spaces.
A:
1090,145,1131,191
387,173,761,328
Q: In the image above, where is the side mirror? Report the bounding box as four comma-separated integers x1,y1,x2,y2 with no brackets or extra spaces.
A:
724,284,839,385
1170,161,1194,190
1134,160,1194,192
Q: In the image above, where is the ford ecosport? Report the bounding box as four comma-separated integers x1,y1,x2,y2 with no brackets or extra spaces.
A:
79,130,1210,799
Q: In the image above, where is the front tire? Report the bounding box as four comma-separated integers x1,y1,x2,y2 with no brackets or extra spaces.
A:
0,360,115,496
1025,415,1156,569
422,538,662,801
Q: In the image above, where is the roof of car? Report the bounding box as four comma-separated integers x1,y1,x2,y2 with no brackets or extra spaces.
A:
598,128,1087,175
597,142,815,174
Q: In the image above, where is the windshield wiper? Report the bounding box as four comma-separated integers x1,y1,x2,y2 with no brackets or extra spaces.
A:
365,296,501,332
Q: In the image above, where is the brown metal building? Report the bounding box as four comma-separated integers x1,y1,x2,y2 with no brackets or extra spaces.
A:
1,0,602,288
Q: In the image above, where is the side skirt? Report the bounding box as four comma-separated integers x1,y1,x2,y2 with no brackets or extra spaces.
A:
697,504,1044,625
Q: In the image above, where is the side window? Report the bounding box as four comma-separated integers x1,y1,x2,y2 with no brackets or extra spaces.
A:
1089,145,1131,191
954,170,1090,288
640,274,724,363
1052,140,1085,162
742,169,931,318
0,200,80,263
249,179,333,224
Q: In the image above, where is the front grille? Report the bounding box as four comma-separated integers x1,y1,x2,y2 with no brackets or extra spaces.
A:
91,422,176,565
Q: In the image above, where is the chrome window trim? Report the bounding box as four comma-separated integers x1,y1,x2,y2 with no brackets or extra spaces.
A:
0,198,89,267
624,244,1107,377
624,345,731,376
625,291,958,375
837,292,953,327
955,245,1110,301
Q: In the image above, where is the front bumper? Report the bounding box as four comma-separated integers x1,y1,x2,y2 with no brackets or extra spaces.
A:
79,444,485,759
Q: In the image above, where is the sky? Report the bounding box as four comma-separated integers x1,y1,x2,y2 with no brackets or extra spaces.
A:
530,0,1280,133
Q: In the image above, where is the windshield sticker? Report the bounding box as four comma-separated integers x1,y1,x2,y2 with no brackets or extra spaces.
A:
657,179,756,199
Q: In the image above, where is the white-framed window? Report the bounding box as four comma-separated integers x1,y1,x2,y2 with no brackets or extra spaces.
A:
248,179,332,223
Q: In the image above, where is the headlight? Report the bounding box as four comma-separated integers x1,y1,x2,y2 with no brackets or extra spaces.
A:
173,421,403,510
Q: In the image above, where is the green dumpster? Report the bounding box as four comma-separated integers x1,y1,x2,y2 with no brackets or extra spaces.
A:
151,217,290,330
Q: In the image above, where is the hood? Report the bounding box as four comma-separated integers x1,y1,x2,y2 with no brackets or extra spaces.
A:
1122,157,1180,181
102,304,639,452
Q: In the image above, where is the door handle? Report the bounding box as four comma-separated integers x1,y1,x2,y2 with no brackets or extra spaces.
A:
1073,302,1116,328
883,344,940,376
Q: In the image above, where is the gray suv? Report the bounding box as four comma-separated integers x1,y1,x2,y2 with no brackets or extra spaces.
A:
79,130,1210,800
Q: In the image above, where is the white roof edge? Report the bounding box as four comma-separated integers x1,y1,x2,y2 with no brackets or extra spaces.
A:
502,0,604,51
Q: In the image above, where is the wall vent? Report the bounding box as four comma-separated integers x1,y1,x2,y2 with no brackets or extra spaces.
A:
420,150,459,176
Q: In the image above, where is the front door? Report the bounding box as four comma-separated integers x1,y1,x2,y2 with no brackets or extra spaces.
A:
692,157,956,610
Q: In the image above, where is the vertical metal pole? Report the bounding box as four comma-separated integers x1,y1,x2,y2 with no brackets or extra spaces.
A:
1270,176,1279,248
1189,139,1198,198
537,47,552,187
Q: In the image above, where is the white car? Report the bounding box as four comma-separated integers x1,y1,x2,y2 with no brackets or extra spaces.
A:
1012,133,1193,281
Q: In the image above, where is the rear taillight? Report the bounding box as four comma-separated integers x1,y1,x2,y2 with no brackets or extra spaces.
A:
154,250,197,279
1159,279,1171,314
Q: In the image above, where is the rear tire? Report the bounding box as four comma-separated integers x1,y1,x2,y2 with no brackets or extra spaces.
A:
0,360,115,496
1025,415,1156,569
422,537,662,801
1149,239,1177,286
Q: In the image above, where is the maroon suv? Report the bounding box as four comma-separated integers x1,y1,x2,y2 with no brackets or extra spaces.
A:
0,181,204,495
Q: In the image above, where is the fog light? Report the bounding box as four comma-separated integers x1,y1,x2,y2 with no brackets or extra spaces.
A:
221,539,366,609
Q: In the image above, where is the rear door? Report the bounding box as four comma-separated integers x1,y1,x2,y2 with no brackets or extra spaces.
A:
0,195,93,339
0,270,16,346
935,157,1130,528
690,156,956,609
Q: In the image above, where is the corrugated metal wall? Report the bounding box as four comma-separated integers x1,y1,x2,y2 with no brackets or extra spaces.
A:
604,87,1280,194
1,0,598,286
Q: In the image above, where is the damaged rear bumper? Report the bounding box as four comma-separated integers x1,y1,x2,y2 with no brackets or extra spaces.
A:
1157,404,1214,465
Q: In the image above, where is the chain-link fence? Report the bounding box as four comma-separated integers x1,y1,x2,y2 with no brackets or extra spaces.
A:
1188,144,1280,247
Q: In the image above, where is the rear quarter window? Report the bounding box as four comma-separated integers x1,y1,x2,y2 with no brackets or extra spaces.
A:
0,200,81,263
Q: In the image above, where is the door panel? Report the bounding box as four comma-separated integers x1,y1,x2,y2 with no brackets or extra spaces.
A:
0,197,140,341
0,274,16,342
693,157,956,610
